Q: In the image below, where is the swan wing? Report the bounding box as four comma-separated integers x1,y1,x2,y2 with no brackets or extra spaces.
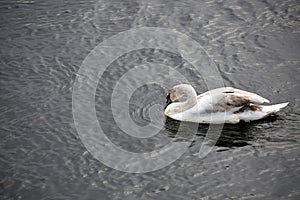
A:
222,87,270,104
196,87,270,112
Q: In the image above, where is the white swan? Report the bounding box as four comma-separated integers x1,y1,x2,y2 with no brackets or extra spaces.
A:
164,84,288,124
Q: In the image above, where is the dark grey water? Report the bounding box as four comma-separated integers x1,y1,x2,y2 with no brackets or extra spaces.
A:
1,0,300,199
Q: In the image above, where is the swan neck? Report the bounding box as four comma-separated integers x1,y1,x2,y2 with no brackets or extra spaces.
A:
177,89,197,111
165,84,198,116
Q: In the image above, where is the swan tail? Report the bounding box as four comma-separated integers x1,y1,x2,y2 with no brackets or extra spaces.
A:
262,102,289,114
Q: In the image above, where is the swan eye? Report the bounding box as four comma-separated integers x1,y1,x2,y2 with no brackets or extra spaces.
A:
169,89,175,94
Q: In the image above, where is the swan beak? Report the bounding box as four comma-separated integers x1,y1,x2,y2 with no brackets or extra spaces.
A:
165,93,173,110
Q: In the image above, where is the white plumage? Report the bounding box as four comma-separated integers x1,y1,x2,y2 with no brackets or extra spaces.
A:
164,84,288,124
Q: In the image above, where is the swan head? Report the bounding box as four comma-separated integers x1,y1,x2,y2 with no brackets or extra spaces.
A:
164,85,186,110
164,84,197,111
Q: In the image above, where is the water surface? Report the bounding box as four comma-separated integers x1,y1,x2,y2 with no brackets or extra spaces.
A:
1,0,300,199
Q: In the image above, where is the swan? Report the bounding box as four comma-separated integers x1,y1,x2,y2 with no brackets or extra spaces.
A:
164,84,288,124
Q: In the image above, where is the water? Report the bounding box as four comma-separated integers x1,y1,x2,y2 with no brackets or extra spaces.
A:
1,0,300,199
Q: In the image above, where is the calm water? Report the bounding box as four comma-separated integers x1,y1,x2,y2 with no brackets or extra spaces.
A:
1,0,300,199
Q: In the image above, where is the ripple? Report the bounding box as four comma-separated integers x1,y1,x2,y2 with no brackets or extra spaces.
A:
1,0,299,199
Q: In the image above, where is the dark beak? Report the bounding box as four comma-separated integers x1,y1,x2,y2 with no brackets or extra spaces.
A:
165,93,173,110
